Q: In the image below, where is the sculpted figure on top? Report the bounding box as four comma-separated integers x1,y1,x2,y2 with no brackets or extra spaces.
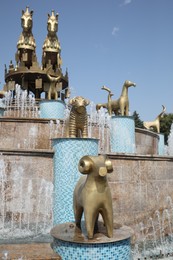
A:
96,80,136,116
66,96,90,138
73,155,114,239
143,105,166,133
16,6,37,68
42,10,62,70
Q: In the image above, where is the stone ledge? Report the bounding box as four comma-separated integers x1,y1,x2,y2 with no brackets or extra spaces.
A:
0,243,61,259
0,148,54,157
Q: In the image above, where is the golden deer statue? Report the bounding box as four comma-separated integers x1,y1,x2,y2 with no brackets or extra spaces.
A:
143,105,166,133
96,80,136,116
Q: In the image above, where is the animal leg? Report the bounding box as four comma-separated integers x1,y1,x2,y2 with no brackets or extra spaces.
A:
125,105,129,116
54,90,58,100
48,89,51,100
100,207,113,238
75,206,83,229
84,209,98,239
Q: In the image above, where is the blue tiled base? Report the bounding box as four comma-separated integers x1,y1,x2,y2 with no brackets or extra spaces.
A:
110,116,135,153
52,237,131,260
39,100,66,119
0,108,5,117
52,138,98,225
158,133,165,155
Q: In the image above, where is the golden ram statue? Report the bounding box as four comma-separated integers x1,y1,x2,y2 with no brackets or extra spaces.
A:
96,80,136,116
143,105,166,133
73,155,113,239
67,96,90,138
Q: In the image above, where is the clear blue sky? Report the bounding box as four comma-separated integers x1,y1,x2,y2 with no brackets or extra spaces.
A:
0,0,173,121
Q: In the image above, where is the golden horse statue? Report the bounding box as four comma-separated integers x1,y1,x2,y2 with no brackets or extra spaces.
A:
96,80,136,116
16,7,36,67
42,10,62,70
143,105,166,133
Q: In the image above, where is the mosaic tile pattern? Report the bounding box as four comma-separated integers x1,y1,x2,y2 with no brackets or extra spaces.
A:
52,237,131,260
158,133,165,155
110,116,135,153
52,138,98,225
0,108,5,117
39,100,66,119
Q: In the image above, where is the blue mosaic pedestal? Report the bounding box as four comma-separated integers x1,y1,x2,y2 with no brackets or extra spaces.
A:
51,222,133,260
158,133,165,155
0,108,5,117
110,116,135,153
52,138,98,225
39,100,66,119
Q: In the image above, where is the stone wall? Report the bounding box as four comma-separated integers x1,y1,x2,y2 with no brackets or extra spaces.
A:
0,118,159,155
0,150,54,241
1,149,173,242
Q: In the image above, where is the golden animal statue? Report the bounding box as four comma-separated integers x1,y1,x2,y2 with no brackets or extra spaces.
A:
67,96,90,138
16,6,36,66
96,80,136,116
73,155,113,239
46,66,61,100
143,105,166,133
42,10,62,70
101,86,114,116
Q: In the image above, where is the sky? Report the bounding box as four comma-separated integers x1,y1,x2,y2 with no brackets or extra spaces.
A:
0,0,173,121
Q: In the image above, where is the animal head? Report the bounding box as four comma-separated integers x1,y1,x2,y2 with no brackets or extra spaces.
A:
47,10,58,36
21,7,33,32
124,80,136,88
78,155,113,177
69,96,90,113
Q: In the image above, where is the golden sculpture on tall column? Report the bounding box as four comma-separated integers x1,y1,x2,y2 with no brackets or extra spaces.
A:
66,96,90,138
96,80,136,116
143,105,166,133
73,155,113,239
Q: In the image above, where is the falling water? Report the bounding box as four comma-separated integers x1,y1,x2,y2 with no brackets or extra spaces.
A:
3,84,39,118
0,154,53,242
166,123,173,155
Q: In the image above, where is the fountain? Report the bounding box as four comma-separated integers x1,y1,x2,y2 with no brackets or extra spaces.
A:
1,6,173,260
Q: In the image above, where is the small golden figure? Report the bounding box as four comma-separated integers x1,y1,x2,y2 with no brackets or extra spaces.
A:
143,105,166,133
46,66,61,100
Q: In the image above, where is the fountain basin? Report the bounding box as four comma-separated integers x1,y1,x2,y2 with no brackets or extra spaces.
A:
39,100,66,119
51,222,133,260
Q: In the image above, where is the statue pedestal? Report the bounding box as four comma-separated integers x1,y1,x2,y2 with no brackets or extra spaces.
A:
110,116,135,153
158,133,165,155
39,100,66,119
52,138,98,225
0,108,5,117
51,222,133,260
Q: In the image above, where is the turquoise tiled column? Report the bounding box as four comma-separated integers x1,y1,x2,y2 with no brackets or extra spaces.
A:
110,116,135,153
52,138,98,225
158,133,165,155
0,108,5,117
39,100,66,119
52,237,131,260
